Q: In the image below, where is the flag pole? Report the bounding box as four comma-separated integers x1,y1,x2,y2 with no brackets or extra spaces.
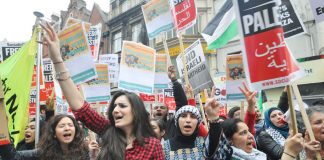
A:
34,11,44,146
292,84,322,160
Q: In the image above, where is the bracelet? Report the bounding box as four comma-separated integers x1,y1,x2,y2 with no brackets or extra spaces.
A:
55,70,69,80
53,61,63,64
56,76,71,81
283,152,295,159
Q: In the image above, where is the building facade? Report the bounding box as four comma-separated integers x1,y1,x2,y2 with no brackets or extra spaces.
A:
107,0,149,55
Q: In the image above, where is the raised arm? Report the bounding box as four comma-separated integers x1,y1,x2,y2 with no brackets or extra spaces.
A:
168,66,188,111
41,22,84,110
239,82,257,135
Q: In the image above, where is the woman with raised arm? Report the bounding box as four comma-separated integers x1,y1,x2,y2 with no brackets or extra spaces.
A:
41,23,164,160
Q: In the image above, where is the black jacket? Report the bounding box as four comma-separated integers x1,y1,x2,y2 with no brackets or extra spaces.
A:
164,80,188,140
256,131,284,160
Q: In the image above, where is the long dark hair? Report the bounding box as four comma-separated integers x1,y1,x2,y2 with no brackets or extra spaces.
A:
37,114,88,160
97,91,156,160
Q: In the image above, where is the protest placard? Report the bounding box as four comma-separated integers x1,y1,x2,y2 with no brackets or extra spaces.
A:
99,54,119,83
279,0,306,38
88,24,102,61
233,0,304,90
213,72,227,105
118,41,156,94
58,23,97,85
170,0,197,33
142,0,174,39
309,0,324,23
164,88,176,111
226,54,246,100
154,54,170,89
81,63,111,103
0,43,22,62
176,39,214,95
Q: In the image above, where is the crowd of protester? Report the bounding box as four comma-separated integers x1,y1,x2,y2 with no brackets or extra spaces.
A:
0,22,323,160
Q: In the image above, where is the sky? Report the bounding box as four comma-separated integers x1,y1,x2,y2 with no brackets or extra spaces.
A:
0,0,109,42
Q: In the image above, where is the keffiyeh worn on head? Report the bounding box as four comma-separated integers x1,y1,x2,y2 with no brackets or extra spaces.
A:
174,105,202,126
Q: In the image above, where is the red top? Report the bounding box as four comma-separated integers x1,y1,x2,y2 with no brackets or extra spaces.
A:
73,102,165,160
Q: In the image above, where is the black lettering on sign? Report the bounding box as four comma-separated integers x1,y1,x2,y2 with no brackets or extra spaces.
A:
316,7,324,15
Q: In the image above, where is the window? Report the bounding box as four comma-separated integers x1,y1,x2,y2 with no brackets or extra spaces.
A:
112,31,122,53
121,1,128,13
132,23,142,42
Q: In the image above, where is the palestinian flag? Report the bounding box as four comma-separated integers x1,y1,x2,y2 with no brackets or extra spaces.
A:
201,0,237,50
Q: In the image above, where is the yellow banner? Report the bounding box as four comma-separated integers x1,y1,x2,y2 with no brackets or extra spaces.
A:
0,28,38,146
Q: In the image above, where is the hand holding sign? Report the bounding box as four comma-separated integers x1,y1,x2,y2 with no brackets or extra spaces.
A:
204,87,221,121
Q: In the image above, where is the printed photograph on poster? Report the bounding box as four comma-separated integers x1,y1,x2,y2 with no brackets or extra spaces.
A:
142,0,174,39
118,41,156,94
226,54,246,100
58,22,97,85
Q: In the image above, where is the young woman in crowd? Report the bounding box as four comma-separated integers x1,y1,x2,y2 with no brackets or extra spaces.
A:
150,118,166,141
41,23,164,160
16,118,45,151
206,82,265,160
222,118,267,159
256,107,288,160
0,114,89,160
152,66,208,140
162,86,231,160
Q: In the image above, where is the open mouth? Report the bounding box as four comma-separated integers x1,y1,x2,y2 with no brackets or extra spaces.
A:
184,125,192,129
63,133,72,138
114,115,123,121
155,113,162,116
25,134,31,139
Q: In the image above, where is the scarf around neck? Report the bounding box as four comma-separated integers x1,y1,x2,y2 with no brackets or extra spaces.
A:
231,146,267,160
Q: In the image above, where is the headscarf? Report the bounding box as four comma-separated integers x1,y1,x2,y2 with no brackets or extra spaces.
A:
264,108,289,138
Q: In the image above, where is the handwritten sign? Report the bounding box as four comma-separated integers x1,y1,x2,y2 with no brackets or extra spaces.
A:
233,0,304,90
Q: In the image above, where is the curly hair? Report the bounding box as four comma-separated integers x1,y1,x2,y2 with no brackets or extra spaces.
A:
97,91,156,160
37,114,88,160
